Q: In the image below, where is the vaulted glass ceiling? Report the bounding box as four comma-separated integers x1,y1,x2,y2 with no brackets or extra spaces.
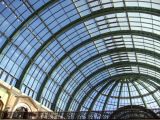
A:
0,0,160,112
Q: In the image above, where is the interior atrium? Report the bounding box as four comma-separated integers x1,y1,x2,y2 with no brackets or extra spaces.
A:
0,0,160,119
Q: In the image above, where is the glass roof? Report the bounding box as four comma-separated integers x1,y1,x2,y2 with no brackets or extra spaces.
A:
0,0,160,112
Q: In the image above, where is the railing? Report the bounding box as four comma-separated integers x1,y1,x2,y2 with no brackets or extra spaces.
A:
57,110,160,119
0,112,63,119
0,109,160,119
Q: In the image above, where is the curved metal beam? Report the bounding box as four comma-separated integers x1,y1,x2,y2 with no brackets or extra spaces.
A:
75,73,160,112
101,81,119,112
80,78,160,113
0,0,58,54
36,30,160,101
76,75,128,112
51,48,160,110
89,80,117,111
64,65,160,112
102,78,160,113
87,81,119,119
65,73,135,111
127,78,159,99
137,79,160,107
126,80,132,107
1,7,160,55
88,77,158,114
14,6,160,88
87,81,117,111
73,78,115,119
117,82,123,108
132,81,147,107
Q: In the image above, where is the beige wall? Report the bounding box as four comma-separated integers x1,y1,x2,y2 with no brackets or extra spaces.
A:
0,80,63,119
0,80,51,112
0,85,9,110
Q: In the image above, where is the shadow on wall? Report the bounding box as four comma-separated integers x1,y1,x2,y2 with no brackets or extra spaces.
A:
0,100,3,111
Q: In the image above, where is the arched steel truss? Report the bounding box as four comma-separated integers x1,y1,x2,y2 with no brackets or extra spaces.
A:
52,49,160,110
75,73,160,111
1,0,160,112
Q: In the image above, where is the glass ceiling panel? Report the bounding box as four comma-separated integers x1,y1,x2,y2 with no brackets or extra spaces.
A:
1,0,160,112
13,12,160,96
61,66,160,111
80,79,160,111
29,32,158,100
